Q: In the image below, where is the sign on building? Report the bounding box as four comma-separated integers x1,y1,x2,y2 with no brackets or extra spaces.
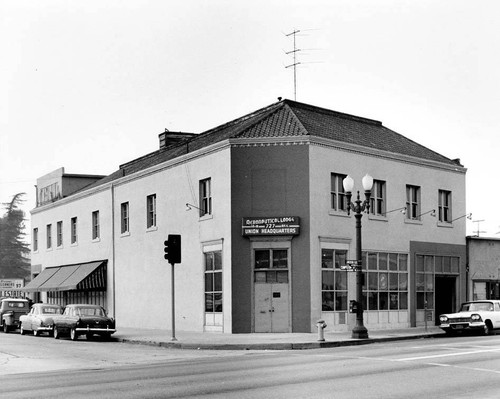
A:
242,216,300,236
0,279,25,298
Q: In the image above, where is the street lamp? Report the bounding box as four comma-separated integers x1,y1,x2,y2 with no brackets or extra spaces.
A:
343,173,373,339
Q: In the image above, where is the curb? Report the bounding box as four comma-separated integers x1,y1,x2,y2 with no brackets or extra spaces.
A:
114,332,444,351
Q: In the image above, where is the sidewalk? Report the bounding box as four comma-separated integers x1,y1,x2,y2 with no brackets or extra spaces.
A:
112,326,445,350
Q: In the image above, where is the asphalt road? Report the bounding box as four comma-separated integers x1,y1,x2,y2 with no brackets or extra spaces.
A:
1,332,499,398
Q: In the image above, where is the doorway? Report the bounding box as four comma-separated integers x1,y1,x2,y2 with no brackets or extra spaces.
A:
435,276,456,325
253,247,291,333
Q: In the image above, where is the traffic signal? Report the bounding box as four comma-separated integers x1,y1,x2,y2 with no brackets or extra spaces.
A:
164,234,181,264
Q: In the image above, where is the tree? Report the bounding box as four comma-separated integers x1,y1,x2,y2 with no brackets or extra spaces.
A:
0,193,31,279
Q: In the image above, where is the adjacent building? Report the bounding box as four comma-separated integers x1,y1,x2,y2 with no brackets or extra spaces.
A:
466,236,500,301
25,99,468,333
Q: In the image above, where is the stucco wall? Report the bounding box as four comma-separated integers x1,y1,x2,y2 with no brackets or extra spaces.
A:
230,143,311,333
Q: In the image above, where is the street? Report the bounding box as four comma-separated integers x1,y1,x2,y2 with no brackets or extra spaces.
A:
1,333,499,398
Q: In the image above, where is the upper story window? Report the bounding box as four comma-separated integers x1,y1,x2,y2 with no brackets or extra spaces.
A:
46,224,52,249
121,202,129,234
331,173,348,212
146,194,156,228
56,221,63,247
438,190,452,223
71,217,78,244
33,228,38,252
199,178,212,217
92,211,100,240
370,180,386,216
406,185,421,220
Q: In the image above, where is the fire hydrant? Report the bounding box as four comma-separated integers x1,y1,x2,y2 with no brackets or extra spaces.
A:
316,319,327,341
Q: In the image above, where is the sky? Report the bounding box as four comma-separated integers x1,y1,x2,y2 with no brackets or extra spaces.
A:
1,0,499,241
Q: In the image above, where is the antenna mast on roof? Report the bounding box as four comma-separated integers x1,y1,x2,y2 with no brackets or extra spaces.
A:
472,219,486,237
285,29,301,101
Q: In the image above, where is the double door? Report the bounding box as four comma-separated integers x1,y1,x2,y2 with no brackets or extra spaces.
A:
254,282,289,333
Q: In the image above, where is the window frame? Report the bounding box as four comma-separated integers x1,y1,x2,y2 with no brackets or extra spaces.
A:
46,224,52,249
204,251,222,313
71,217,78,244
92,210,100,240
321,248,348,312
370,179,386,216
121,202,129,234
33,228,38,252
406,185,421,220
56,221,63,247
146,194,157,228
438,190,452,223
199,178,212,217
330,173,348,212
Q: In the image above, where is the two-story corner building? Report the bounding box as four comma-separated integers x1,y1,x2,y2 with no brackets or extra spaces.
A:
25,99,467,334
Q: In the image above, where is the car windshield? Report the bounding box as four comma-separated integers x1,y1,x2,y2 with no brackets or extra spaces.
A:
460,302,494,312
42,307,62,314
76,307,105,316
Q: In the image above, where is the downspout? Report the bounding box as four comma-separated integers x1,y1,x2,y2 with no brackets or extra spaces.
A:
111,182,116,317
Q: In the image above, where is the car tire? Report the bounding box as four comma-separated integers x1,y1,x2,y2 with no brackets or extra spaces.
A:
70,328,78,341
33,328,39,337
53,326,60,339
20,324,25,335
484,321,492,336
3,323,8,333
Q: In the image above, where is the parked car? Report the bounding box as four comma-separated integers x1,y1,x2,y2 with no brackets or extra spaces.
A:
52,304,116,341
0,297,30,333
19,303,64,336
439,300,500,335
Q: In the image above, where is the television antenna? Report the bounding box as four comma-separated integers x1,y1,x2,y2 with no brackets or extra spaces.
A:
472,219,486,237
284,28,322,101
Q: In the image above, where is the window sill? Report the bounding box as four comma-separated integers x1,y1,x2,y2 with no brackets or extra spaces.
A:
120,231,130,238
56,245,64,250
328,210,350,218
200,214,213,222
437,221,453,228
92,238,101,243
404,218,422,226
70,242,78,247
146,226,158,233
368,214,388,222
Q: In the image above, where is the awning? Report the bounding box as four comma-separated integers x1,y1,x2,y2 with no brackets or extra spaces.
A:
21,261,107,292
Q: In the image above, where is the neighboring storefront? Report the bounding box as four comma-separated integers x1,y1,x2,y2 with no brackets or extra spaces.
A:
467,236,500,302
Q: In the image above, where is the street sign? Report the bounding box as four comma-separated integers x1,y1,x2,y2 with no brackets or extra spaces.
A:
340,265,361,271
346,260,361,266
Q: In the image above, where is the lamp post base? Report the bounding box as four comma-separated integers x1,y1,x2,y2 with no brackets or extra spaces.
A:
351,325,369,339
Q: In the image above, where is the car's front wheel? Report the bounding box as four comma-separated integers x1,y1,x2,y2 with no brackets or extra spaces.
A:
33,328,39,337
53,326,60,339
70,328,78,341
484,321,492,336
3,323,9,333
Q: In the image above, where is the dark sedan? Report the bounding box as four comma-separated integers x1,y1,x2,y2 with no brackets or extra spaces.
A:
52,304,116,341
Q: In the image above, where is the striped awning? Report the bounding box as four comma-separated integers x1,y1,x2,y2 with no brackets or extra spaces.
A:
22,261,107,292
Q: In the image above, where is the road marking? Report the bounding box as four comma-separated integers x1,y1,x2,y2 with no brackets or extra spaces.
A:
397,348,500,361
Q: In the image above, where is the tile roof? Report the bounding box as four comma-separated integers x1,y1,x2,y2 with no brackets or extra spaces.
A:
85,99,463,191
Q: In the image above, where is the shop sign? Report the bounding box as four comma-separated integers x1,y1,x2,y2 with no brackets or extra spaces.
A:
0,279,24,297
242,216,300,236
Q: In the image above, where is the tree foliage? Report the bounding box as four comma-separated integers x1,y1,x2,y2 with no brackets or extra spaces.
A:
0,193,31,279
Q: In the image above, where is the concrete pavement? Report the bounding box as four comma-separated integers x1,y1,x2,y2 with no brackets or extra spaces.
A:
112,326,445,350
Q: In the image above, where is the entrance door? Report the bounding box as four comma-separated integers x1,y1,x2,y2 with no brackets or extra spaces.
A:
435,276,456,325
254,282,289,333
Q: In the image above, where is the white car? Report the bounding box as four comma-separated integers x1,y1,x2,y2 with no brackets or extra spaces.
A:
439,300,500,335
19,303,63,336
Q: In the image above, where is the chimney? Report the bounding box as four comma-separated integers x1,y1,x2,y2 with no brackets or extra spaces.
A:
159,129,197,149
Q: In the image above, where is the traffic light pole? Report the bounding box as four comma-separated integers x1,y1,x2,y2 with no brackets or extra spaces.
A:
171,262,177,341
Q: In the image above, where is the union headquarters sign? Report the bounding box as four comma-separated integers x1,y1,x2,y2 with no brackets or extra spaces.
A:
242,216,300,236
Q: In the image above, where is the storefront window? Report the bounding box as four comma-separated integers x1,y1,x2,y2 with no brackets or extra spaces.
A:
321,249,348,311
363,252,408,311
416,254,460,310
